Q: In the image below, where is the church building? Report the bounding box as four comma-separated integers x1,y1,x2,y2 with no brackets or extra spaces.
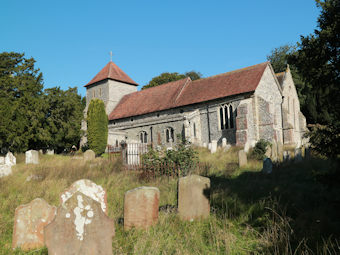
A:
82,60,307,151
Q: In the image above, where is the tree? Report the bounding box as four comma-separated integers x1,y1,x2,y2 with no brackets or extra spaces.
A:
142,71,202,90
87,99,108,156
0,52,45,152
289,0,340,158
43,87,84,153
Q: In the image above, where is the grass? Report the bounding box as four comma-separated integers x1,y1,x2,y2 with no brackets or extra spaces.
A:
0,149,339,254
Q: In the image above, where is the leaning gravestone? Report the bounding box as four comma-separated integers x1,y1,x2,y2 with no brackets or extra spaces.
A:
60,179,108,215
5,152,16,166
25,150,39,164
178,175,210,221
12,198,56,251
124,186,160,230
238,150,247,167
83,150,95,161
262,158,273,174
44,192,115,255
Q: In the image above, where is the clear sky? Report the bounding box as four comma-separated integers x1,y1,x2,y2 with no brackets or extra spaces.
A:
1,0,320,97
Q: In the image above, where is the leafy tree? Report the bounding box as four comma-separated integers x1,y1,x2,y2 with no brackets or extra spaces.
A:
142,71,202,90
0,52,45,152
43,87,84,153
289,0,340,158
87,99,108,156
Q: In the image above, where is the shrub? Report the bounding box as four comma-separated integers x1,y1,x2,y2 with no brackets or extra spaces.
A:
251,139,271,160
87,99,108,156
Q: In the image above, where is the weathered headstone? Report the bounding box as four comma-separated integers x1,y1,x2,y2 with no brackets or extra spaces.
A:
83,150,95,161
294,148,303,162
25,150,39,164
12,198,56,251
178,175,210,221
0,164,12,178
210,140,217,153
208,143,212,150
46,149,54,155
44,192,115,255
221,138,227,148
271,141,278,162
5,152,16,166
238,150,247,167
262,158,273,174
60,179,108,215
124,186,160,230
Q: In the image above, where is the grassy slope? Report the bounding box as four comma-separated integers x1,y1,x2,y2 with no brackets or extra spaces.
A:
0,149,339,254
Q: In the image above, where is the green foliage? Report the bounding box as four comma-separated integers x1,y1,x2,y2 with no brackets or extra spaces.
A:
142,71,202,90
0,52,85,153
251,139,271,160
288,0,340,158
43,87,84,153
87,99,108,156
142,140,198,175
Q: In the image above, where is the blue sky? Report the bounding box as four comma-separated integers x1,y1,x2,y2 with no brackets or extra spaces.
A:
1,0,320,97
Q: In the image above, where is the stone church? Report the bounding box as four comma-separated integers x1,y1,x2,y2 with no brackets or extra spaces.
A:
82,60,307,151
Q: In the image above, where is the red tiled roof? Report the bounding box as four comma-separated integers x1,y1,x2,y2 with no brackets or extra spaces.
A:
85,61,138,87
109,62,268,120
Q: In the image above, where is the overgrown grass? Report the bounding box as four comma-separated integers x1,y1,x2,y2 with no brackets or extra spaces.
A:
0,150,339,254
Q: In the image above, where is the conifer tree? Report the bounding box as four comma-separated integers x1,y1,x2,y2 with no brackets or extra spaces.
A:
87,99,108,156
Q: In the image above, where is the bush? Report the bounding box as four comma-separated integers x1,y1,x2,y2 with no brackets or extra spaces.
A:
251,139,271,160
87,99,108,156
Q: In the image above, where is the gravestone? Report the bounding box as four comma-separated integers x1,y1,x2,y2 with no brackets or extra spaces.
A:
238,150,247,167
294,148,303,162
46,149,54,155
83,150,95,161
208,143,212,150
44,192,115,255
25,150,39,164
210,140,217,153
0,164,12,178
178,175,210,221
262,158,273,174
124,186,160,230
5,152,16,166
12,198,56,251
60,179,108,215
221,138,227,148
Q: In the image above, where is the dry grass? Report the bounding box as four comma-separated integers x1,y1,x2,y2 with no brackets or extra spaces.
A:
0,150,339,254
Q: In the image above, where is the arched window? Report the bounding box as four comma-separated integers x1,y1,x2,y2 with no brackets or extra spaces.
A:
219,104,236,130
165,127,174,143
229,105,234,128
139,131,148,143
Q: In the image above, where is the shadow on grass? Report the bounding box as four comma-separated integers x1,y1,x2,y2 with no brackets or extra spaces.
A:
205,158,340,253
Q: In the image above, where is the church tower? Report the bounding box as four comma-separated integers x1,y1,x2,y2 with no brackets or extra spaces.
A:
84,61,138,115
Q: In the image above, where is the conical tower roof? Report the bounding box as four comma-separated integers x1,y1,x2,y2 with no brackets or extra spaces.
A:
85,61,138,87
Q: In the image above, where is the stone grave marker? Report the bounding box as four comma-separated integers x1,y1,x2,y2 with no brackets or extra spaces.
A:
178,175,210,221
5,151,16,166
46,149,54,155
44,192,115,255
238,150,247,167
262,158,273,174
221,138,227,148
124,186,160,230
60,179,108,215
0,164,12,178
83,150,95,161
12,198,56,251
210,140,217,153
25,150,39,164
